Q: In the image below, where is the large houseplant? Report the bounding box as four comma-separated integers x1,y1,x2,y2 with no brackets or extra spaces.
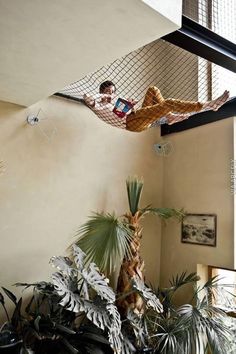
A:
1,176,234,353
71,176,234,353
0,248,234,353
0,246,163,354
146,272,234,354
73,176,183,316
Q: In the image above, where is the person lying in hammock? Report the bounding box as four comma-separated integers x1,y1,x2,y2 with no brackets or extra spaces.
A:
83,80,230,132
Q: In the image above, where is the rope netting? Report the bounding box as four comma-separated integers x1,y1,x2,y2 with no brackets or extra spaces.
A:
58,38,234,132
57,1,235,132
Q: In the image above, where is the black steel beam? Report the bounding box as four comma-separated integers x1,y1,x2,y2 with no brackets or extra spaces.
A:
54,92,84,103
162,16,236,73
161,96,236,136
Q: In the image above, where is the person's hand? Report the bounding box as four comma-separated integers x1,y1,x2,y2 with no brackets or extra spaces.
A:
83,94,95,107
127,98,138,106
100,94,112,104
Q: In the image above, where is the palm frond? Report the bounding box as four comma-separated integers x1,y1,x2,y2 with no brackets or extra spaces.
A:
126,176,144,216
153,316,189,354
73,213,133,275
177,300,232,354
121,335,136,354
141,207,185,221
148,273,235,354
169,272,200,289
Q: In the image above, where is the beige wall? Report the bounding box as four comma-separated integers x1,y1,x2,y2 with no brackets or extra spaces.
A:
0,91,234,318
160,118,234,290
0,96,163,317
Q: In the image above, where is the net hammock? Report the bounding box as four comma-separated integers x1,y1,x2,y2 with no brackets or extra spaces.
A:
58,0,235,132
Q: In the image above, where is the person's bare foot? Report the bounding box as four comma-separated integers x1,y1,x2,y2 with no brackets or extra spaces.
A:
166,112,190,125
203,90,230,111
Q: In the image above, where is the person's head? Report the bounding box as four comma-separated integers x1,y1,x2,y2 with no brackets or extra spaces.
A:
99,81,116,95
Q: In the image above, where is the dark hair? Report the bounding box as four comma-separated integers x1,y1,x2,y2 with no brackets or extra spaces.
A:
99,81,116,93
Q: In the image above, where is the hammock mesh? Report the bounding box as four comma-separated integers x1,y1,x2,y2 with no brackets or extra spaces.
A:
57,0,235,132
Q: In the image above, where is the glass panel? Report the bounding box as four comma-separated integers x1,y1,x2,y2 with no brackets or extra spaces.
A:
183,0,236,44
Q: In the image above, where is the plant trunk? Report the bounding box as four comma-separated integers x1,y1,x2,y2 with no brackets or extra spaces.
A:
116,212,145,317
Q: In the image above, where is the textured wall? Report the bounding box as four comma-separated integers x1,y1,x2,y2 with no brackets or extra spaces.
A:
160,118,234,297
0,96,163,320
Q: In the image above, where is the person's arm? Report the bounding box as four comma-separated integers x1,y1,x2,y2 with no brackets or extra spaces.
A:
83,94,95,108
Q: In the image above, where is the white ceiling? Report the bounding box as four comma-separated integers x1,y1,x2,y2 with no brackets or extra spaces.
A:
0,0,182,106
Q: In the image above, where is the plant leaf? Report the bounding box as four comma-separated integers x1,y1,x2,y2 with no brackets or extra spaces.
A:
34,315,41,332
73,213,133,275
0,292,4,305
121,336,136,354
106,303,123,353
72,244,86,271
132,276,163,313
126,176,144,216
50,256,74,277
55,323,76,334
82,263,115,303
61,337,79,354
81,299,110,331
81,299,122,353
11,297,22,327
2,287,17,305
141,207,184,220
52,272,83,312
169,271,200,289
127,309,146,345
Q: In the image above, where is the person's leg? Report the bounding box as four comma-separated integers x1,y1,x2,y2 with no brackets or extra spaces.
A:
126,98,203,132
141,86,165,107
126,90,230,132
202,90,229,111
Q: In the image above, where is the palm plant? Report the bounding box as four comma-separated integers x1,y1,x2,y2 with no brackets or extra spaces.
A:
73,176,183,316
146,272,235,354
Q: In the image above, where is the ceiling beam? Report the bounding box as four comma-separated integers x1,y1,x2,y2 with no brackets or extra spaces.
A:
162,16,236,73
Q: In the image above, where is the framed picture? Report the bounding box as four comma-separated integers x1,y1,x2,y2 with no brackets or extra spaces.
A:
181,214,217,246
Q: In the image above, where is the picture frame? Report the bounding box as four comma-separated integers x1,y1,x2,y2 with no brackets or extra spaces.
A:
181,214,217,246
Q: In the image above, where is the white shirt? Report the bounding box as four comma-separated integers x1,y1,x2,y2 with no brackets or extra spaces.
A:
86,94,127,129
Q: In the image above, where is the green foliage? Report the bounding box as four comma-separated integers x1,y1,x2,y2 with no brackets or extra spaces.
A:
72,177,183,278
1,262,234,354
147,273,234,354
140,207,185,221
0,247,169,354
73,213,133,275
126,176,144,216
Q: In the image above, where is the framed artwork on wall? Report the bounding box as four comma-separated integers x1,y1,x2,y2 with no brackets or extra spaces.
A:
181,214,217,247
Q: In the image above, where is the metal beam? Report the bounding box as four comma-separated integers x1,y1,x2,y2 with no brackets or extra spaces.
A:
162,16,236,73
54,92,84,103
